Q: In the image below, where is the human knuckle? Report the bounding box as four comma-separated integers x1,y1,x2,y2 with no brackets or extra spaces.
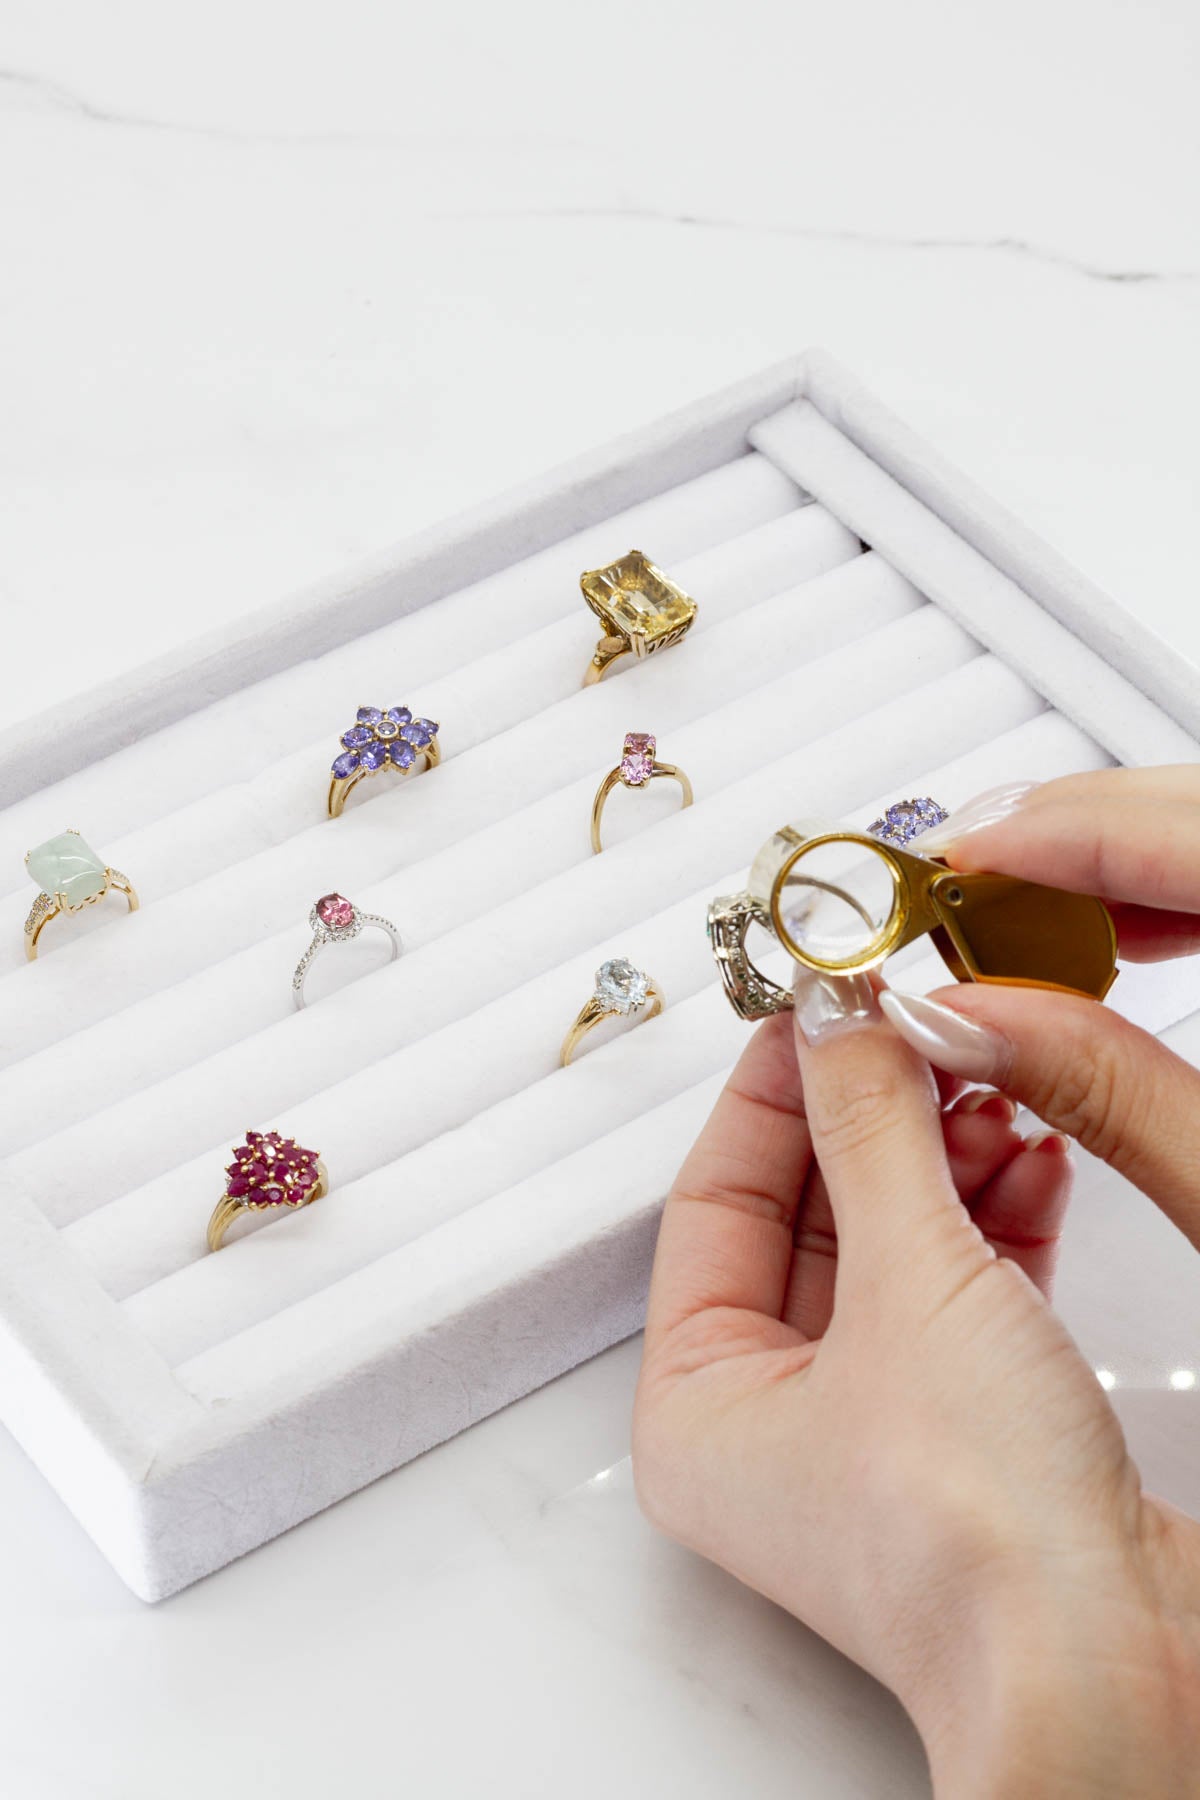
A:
811,1067,908,1161
1028,1017,1127,1163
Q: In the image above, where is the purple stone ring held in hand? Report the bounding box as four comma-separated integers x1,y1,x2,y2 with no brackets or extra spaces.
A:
327,705,441,818
866,796,950,848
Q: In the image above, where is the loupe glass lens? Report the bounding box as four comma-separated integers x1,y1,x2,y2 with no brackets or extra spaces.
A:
775,838,897,967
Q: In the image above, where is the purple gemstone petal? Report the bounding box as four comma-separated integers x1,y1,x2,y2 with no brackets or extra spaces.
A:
867,797,949,846
341,724,372,749
401,721,432,748
360,742,388,771
331,750,361,779
390,740,416,769
387,706,412,725
356,706,383,725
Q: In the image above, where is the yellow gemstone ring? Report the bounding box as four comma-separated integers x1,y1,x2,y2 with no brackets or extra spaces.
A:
23,829,138,960
579,550,698,686
590,732,694,854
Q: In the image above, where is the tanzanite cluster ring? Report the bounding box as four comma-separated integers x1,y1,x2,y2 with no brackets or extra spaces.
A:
328,704,441,818
590,732,694,854
579,551,698,685
208,1129,328,1252
560,957,663,1066
23,829,139,960
293,893,402,1008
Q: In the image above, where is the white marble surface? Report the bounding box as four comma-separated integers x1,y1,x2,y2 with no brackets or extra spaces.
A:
1,3,1199,1794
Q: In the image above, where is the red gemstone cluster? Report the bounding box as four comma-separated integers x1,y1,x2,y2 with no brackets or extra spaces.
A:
224,1130,321,1208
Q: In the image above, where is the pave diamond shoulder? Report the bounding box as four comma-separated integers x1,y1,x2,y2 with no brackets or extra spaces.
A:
594,956,650,1015
707,892,793,1022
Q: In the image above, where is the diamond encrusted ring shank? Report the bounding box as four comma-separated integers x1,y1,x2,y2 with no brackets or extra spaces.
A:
23,828,139,960
328,704,441,818
293,892,402,1009
707,797,951,1019
559,957,664,1066
579,551,698,686
207,1129,328,1252
590,732,694,854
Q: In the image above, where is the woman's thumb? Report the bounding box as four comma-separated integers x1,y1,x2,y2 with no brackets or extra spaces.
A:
880,984,1200,1251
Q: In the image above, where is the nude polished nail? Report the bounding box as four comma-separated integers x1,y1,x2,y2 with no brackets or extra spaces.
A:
878,990,1010,1082
912,780,1040,859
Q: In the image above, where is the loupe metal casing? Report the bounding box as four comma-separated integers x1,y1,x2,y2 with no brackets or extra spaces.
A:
745,820,1118,1000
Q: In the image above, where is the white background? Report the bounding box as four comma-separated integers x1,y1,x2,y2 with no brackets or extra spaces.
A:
1,3,1198,1795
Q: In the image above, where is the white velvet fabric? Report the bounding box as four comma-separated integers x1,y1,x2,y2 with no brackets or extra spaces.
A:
0,452,805,898
61,693,1100,1329
5,373,1199,1600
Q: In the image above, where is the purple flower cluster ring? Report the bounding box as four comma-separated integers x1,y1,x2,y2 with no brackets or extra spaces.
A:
330,705,440,782
867,796,949,847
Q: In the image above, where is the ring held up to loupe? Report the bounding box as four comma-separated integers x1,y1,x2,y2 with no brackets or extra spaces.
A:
708,796,1118,1022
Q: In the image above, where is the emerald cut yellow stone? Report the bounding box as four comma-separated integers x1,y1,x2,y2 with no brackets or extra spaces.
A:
25,830,109,911
580,551,697,658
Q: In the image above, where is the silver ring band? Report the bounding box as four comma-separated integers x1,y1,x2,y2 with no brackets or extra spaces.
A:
293,894,402,1009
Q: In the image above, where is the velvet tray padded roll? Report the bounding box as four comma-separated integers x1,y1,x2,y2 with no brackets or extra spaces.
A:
1,351,1198,1600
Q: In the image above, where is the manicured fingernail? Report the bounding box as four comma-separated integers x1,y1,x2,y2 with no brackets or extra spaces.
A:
792,966,880,1045
913,780,1040,858
958,1088,1018,1122
878,990,1009,1082
1025,1129,1071,1155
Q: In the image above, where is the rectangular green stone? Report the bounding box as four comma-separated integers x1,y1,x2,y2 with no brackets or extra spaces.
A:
26,831,108,910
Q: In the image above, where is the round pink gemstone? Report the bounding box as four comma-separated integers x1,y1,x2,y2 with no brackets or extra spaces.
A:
316,892,355,929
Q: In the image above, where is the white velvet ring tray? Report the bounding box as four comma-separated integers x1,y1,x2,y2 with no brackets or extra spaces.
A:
1,352,1198,1601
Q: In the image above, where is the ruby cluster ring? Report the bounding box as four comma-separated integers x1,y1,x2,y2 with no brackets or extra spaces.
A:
207,1129,328,1252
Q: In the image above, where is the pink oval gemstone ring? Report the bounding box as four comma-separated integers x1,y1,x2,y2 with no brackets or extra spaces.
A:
292,891,402,1009
590,732,694,854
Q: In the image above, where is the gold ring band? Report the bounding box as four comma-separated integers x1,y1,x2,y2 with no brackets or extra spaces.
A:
208,1131,328,1252
24,830,138,961
590,733,693,853
560,958,663,1066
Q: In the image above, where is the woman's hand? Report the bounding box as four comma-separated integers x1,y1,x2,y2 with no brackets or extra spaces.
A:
633,767,1200,1797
